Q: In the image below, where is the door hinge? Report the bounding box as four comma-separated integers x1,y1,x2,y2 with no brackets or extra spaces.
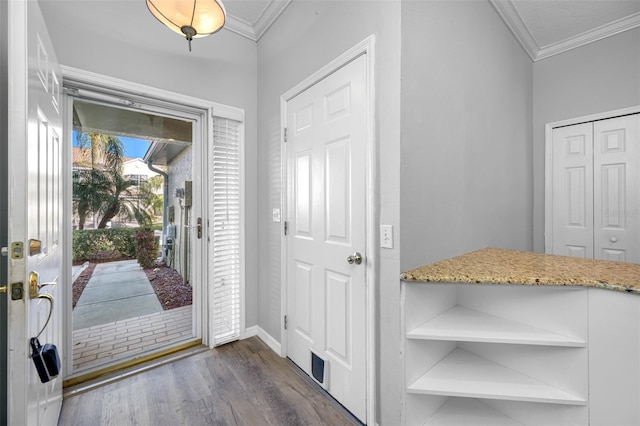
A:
284,315,288,330
284,221,288,236
283,127,288,143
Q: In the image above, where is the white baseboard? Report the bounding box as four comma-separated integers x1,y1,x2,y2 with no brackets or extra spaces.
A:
243,326,281,355
243,325,259,338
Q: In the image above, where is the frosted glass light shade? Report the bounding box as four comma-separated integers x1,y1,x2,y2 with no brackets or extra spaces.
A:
146,0,226,39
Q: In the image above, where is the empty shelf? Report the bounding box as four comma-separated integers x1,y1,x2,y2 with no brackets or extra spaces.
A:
407,305,585,347
425,398,523,426
407,348,586,405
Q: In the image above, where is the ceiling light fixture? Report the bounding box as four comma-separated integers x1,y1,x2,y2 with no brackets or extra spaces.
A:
146,0,226,52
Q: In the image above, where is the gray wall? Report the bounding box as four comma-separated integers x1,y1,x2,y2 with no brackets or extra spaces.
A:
38,1,259,328
532,28,640,252
257,1,402,423
400,0,534,273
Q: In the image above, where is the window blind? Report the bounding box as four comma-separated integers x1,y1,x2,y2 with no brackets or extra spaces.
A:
209,117,241,346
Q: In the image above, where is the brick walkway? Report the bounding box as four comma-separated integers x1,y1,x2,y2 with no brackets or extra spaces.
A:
72,305,193,372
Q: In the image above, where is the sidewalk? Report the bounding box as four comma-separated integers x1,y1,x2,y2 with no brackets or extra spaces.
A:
72,305,193,372
73,260,163,330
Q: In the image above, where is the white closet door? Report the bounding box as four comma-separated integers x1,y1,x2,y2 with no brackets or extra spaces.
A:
593,114,640,263
552,123,594,258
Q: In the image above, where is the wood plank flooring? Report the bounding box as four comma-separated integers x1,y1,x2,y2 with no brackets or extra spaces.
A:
58,336,362,426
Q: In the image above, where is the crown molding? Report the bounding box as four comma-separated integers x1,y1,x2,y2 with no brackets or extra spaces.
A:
489,0,538,61
253,0,291,40
490,0,640,61
224,0,291,42
536,12,640,60
225,15,257,41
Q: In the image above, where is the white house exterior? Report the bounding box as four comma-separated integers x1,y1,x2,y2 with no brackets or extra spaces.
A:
122,158,160,184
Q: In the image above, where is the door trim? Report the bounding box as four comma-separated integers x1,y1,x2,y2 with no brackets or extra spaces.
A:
544,105,640,254
279,35,376,424
61,66,246,373
0,0,8,422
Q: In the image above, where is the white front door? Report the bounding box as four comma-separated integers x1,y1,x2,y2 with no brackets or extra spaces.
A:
550,114,640,263
285,54,367,422
7,1,64,424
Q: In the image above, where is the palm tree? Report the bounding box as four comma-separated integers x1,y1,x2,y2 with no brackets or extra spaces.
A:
73,132,127,228
73,168,111,230
75,132,125,170
97,170,154,229
138,175,164,217
74,132,157,229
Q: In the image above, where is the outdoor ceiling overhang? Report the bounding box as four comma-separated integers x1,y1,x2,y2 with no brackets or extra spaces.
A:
143,141,189,166
73,100,193,145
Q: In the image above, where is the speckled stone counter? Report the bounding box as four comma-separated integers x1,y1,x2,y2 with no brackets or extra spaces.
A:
401,247,640,295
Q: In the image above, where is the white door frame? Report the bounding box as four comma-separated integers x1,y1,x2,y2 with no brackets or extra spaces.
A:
61,66,246,371
0,2,8,423
280,35,376,424
544,105,640,254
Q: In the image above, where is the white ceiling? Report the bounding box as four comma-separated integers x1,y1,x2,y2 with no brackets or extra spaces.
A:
490,0,640,60
38,0,640,58
225,0,640,58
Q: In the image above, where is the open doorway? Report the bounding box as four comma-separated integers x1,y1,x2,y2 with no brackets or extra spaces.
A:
62,69,246,386
67,96,199,376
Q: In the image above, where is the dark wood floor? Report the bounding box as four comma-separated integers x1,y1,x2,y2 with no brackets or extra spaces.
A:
58,336,361,426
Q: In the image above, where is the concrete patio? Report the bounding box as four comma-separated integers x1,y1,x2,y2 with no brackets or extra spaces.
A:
73,260,163,330
72,260,193,373
72,305,193,372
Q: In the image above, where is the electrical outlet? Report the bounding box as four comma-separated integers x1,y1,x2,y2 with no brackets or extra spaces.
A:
380,224,393,249
272,208,281,223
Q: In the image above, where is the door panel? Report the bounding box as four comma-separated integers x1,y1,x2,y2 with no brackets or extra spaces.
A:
8,1,63,424
325,270,350,363
294,261,313,340
326,138,351,244
551,123,594,258
594,114,640,263
294,152,312,236
286,54,367,422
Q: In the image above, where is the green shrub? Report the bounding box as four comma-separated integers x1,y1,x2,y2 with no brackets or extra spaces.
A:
134,227,157,268
72,228,138,262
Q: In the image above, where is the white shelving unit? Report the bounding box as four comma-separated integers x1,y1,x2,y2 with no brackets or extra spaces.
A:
407,305,586,347
408,348,585,405
402,283,589,425
424,398,523,426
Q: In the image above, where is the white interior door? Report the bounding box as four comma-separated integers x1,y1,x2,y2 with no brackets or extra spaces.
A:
8,1,64,424
550,114,640,263
593,114,640,262
285,54,367,422
551,122,594,258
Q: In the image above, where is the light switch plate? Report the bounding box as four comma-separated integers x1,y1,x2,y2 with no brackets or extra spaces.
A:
272,208,281,223
380,224,393,249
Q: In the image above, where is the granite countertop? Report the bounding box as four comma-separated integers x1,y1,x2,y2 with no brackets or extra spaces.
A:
400,247,640,295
